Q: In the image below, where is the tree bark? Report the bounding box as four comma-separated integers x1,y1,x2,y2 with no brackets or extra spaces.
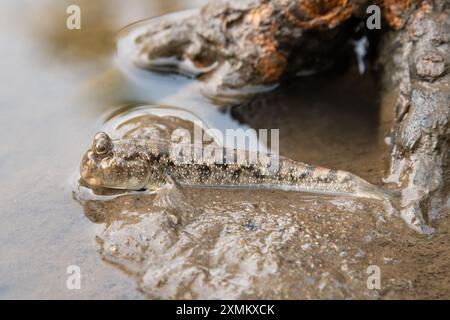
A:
378,0,449,233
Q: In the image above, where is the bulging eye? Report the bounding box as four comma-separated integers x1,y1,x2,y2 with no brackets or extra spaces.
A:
92,132,112,156
95,142,108,155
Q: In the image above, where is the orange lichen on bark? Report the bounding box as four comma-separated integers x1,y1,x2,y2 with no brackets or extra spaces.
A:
257,51,287,81
284,0,353,29
247,2,274,27
382,0,413,29
252,29,287,82
247,4,287,82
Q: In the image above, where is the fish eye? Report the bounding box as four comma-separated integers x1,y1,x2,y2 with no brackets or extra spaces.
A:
93,132,112,156
95,142,108,155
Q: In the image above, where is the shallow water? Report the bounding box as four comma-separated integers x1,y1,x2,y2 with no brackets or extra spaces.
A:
0,0,206,300
1,0,449,299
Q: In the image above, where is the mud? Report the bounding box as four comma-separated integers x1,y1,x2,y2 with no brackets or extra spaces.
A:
77,180,450,299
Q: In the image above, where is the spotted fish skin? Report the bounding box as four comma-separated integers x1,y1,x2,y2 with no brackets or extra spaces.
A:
80,133,393,200
140,139,388,200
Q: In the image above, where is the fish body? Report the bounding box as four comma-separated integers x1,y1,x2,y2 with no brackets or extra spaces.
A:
80,132,394,200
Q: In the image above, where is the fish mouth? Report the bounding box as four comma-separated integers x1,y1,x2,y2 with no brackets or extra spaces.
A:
80,172,145,191
80,176,103,188
79,162,104,189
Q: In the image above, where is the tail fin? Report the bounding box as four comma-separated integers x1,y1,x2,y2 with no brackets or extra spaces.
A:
353,175,401,202
380,188,401,200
